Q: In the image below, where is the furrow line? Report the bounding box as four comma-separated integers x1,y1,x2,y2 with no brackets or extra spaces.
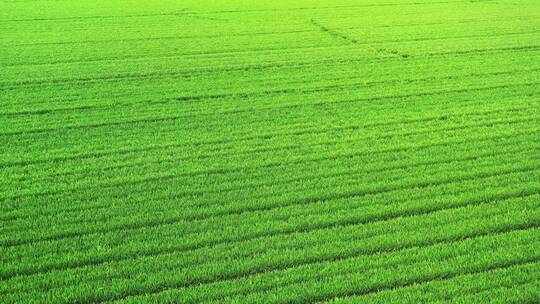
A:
3,130,538,212
1,79,536,150
8,49,539,89
0,1,475,23
4,115,534,202
2,186,537,282
92,223,540,304
4,38,538,68
8,15,538,47
3,136,534,224
314,257,540,304
3,66,535,119
5,116,532,201
6,219,538,301
2,147,534,244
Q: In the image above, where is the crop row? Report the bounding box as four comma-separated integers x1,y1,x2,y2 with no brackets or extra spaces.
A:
2,195,538,302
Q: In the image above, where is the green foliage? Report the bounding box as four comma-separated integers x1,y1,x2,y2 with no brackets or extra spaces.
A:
1,0,539,303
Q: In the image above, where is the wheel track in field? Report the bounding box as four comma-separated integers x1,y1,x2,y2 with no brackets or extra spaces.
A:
3,129,538,217
2,144,535,245
4,38,538,68
136,259,540,304
312,257,540,304
192,244,540,304
78,224,540,303
2,1,540,302
4,42,540,91
0,1,485,24
2,90,534,165
345,264,540,304
7,15,538,48
5,224,539,301
2,75,537,136
2,152,537,248
4,94,536,163
4,111,532,197
4,64,536,114
3,134,535,230
2,178,538,282
4,36,539,82
3,76,537,136
3,203,539,297
3,153,536,240
310,19,358,44
3,125,537,213
3,113,535,200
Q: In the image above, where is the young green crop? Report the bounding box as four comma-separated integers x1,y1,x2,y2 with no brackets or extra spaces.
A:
1,0,539,303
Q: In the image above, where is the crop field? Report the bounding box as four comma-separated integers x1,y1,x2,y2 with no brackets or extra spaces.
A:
1,0,540,303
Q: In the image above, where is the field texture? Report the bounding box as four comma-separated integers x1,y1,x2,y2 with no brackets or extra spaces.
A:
1,0,540,303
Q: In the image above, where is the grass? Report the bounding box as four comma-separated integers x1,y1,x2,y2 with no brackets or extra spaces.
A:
1,0,540,303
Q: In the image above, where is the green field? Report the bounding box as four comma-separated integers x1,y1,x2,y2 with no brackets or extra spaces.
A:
1,0,540,303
